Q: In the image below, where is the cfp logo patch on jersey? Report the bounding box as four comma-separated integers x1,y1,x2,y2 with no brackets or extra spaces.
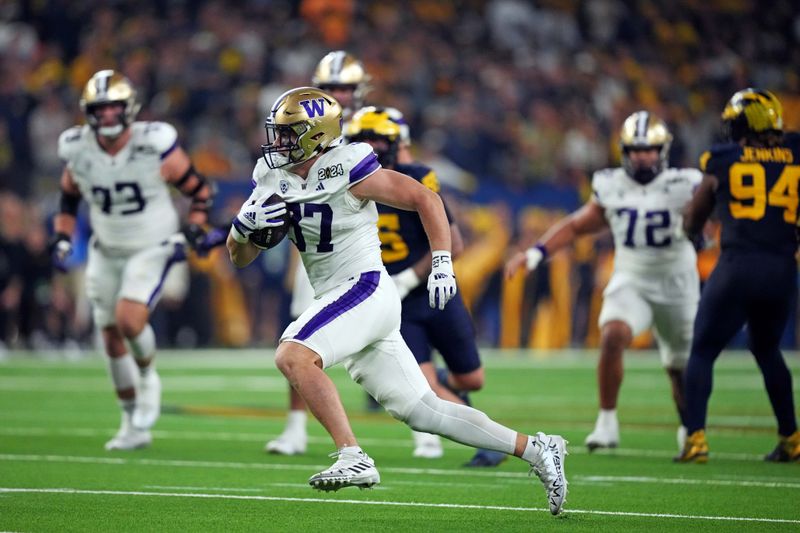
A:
300,98,326,118
280,180,289,194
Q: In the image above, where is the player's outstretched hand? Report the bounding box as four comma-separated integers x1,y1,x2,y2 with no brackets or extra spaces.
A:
505,246,545,279
183,223,207,249
186,225,229,256
233,192,287,240
49,233,73,272
427,251,457,310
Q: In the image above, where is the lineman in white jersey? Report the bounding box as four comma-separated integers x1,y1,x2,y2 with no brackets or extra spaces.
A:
52,70,215,450
266,51,374,454
227,87,568,515
506,111,702,452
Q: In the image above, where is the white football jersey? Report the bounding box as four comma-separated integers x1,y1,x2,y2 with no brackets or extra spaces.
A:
251,142,384,295
592,167,703,274
57,122,180,252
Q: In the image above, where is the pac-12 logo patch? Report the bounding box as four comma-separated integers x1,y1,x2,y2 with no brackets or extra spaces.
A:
280,180,289,194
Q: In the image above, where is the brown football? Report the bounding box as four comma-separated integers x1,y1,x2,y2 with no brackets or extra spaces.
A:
249,193,289,250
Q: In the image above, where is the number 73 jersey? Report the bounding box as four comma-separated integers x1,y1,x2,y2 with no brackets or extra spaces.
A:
592,167,703,274
57,122,180,252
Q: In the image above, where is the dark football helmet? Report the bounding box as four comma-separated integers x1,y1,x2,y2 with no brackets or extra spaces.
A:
344,106,402,168
721,88,783,144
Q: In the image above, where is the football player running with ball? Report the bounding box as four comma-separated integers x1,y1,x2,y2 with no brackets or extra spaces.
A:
506,112,702,453
227,87,568,515
677,89,800,463
52,70,215,450
265,51,373,455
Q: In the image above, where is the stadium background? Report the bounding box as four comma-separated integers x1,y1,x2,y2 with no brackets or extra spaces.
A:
1,0,799,353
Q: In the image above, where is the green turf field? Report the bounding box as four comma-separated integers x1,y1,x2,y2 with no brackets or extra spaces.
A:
1,349,798,532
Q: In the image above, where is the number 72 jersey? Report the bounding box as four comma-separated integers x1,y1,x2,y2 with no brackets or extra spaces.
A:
592,167,703,274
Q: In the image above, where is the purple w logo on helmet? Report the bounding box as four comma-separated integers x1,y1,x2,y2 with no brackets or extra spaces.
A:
300,98,326,118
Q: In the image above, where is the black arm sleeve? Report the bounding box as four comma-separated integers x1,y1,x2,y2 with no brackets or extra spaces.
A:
59,190,81,216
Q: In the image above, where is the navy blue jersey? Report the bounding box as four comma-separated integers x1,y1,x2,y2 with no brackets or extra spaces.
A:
377,162,452,274
701,132,800,257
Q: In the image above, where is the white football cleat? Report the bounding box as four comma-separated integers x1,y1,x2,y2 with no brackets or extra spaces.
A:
105,413,152,451
528,432,568,515
265,431,307,455
132,368,161,430
585,414,619,451
309,448,380,491
412,431,444,459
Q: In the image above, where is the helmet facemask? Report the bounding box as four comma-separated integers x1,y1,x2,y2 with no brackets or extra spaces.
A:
348,130,398,168
622,145,668,185
262,121,312,169
85,102,131,138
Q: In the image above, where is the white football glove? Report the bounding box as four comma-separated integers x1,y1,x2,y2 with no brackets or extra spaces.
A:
49,233,73,272
392,267,421,300
231,192,287,243
525,245,545,271
427,250,457,310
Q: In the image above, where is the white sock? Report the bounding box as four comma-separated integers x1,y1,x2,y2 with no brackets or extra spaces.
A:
339,445,363,455
521,436,543,464
108,353,138,394
597,409,618,428
285,410,307,434
129,323,156,362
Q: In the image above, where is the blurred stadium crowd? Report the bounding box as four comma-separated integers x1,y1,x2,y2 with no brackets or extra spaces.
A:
0,0,799,353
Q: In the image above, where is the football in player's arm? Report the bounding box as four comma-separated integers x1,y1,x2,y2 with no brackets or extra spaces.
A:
676,88,800,463
51,70,215,451
227,87,568,515
506,111,702,453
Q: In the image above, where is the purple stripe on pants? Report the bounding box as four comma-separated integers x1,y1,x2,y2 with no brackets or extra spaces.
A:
294,271,380,341
146,243,185,308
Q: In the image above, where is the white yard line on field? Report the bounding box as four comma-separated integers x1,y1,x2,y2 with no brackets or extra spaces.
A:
0,487,798,524
3,349,798,371
0,426,772,459
1,454,796,489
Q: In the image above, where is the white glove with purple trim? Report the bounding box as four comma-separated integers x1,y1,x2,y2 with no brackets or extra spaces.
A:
427,250,457,310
